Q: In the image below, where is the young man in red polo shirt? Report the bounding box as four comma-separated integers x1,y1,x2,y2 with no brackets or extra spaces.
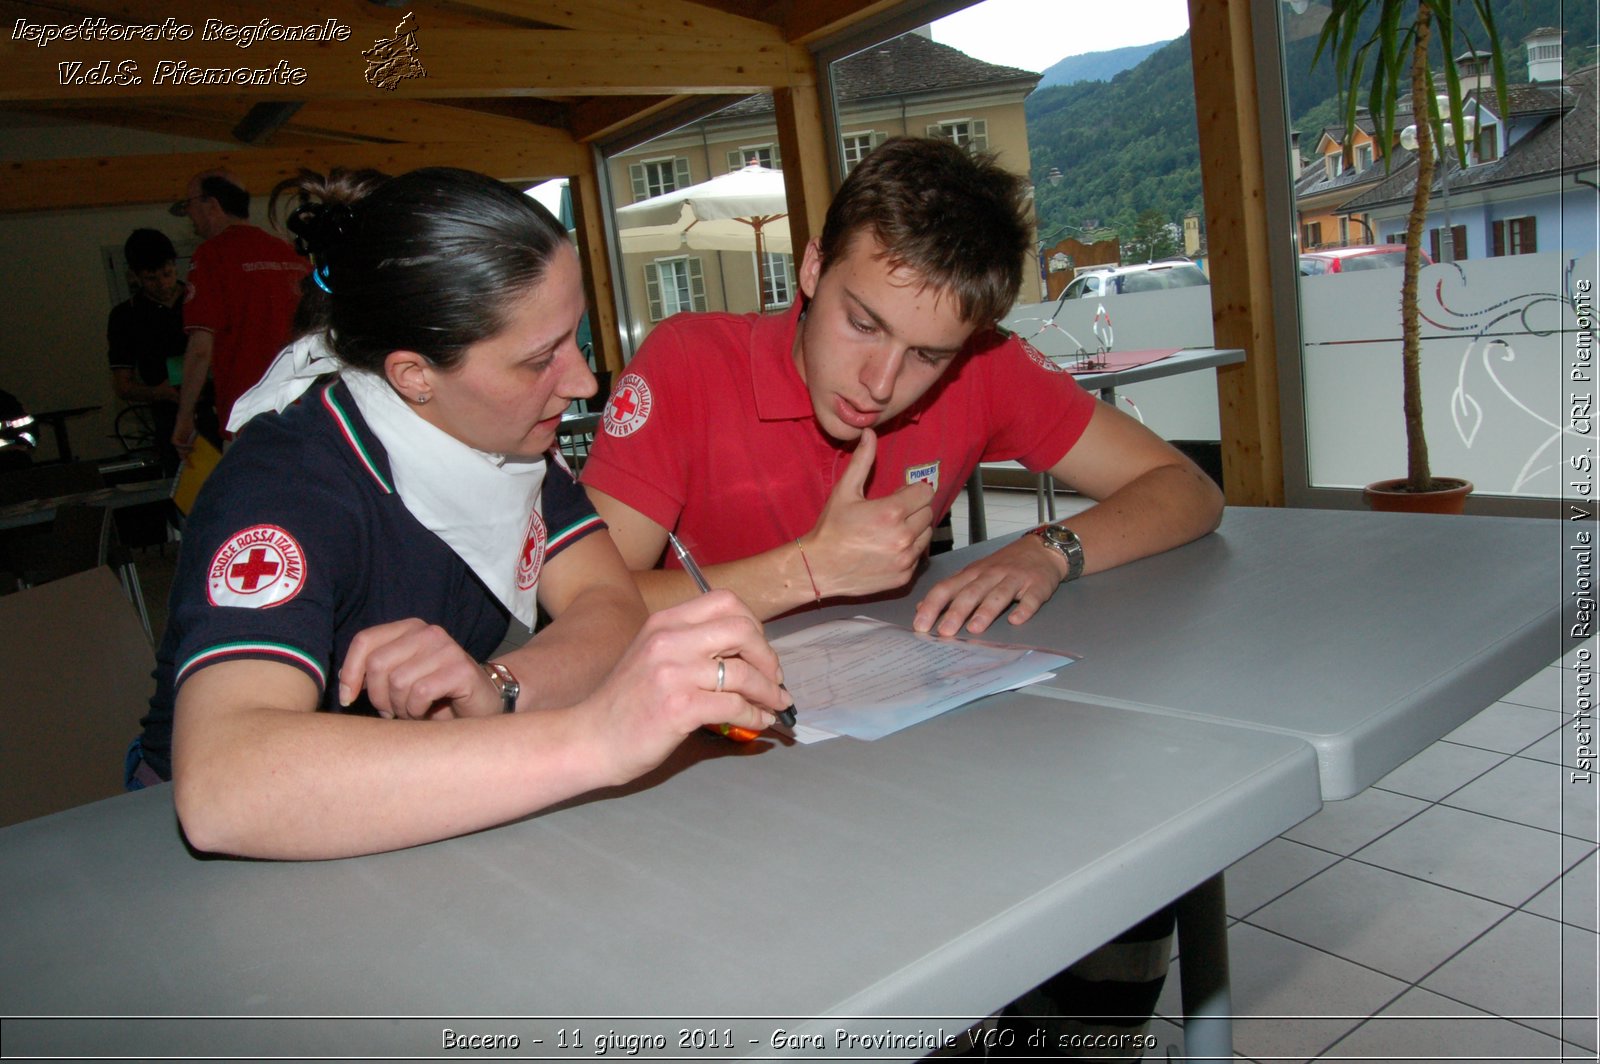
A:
582,138,1223,1058
583,137,1220,638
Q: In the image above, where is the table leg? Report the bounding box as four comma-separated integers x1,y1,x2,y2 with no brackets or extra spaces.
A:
1034,473,1058,523
1177,873,1233,1061
965,469,988,544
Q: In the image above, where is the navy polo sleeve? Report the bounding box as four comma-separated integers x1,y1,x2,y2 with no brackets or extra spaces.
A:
164,423,363,698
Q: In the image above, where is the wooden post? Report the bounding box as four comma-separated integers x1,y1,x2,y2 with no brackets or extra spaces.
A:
569,164,625,380
1189,0,1285,506
773,46,833,261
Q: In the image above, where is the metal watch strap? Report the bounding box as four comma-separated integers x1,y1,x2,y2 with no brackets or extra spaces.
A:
1031,523,1085,582
482,662,520,714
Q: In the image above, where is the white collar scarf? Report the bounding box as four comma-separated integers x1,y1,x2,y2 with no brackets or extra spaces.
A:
231,334,548,626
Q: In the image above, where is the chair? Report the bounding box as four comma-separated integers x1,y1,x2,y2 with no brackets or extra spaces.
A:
0,504,152,640
0,566,157,826
113,403,159,459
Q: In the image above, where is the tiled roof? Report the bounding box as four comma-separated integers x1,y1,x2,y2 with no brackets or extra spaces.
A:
1397,80,1570,120
1295,154,1388,201
1342,64,1596,211
717,33,1039,118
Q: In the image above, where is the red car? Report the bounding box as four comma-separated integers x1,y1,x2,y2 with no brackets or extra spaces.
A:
1298,244,1432,275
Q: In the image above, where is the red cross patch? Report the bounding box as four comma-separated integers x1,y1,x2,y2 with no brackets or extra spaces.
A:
516,509,547,591
207,525,306,608
603,372,653,438
1019,336,1065,373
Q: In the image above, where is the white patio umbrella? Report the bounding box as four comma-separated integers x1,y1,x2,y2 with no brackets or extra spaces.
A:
615,163,791,311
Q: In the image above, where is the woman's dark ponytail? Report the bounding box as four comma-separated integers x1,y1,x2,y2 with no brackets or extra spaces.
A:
270,166,569,373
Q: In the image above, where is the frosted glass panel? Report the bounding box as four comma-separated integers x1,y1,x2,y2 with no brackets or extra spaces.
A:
1301,252,1592,499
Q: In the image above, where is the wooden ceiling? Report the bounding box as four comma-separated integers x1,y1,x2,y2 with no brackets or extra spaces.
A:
0,0,905,211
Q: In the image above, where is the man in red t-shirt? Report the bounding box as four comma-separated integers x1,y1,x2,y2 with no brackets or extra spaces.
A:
584,138,1225,1057
583,137,1222,640
170,170,306,452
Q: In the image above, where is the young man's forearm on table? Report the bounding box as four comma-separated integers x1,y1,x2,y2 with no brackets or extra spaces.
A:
630,544,816,621
1056,461,1223,575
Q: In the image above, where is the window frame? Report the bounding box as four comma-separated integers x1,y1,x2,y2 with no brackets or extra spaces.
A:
629,156,693,203
643,255,708,322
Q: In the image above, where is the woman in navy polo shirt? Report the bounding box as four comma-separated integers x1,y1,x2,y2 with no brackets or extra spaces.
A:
135,167,789,859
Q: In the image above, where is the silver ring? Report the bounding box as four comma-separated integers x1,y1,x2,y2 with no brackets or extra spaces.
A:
714,658,726,692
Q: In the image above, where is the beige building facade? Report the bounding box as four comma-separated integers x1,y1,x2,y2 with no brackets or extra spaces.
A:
605,30,1041,350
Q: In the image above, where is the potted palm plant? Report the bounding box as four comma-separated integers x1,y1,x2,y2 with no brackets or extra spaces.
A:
1315,0,1508,513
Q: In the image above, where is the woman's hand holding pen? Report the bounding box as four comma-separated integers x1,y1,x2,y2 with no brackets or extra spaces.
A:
806,428,936,599
581,590,792,784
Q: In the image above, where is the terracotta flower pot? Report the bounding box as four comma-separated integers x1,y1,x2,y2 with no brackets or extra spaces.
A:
1362,477,1474,515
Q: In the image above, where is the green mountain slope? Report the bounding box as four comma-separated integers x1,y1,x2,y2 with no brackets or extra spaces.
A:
1037,40,1174,89
1025,1,1593,250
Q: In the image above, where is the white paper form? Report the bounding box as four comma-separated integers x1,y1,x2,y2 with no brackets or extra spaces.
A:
773,616,1076,742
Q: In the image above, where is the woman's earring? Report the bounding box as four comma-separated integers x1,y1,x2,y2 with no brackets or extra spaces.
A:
414,393,431,405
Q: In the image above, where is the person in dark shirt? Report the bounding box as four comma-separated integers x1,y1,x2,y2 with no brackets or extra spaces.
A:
106,229,190,474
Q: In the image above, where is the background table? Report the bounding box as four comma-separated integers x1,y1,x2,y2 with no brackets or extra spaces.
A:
1070,346,1244,403
26,404,99,464
1,689,1318,1059
965,347,1244,536
0,477,170,532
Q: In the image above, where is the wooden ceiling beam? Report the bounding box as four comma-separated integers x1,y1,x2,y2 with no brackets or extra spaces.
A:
487,0,778,37
290,99,567,143
0,0,494,33
4,136,590,212
434,97,572,128
0,28,801,102
6,102,353,146
782,0,906,46
568,94,687,142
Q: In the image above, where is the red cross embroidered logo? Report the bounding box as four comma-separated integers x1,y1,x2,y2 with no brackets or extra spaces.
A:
603,372,652,438
1019,337,1064,373
207,525,306,608
516,509,547,591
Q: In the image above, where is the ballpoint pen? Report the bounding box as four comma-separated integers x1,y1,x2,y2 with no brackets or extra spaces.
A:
667,532,798,730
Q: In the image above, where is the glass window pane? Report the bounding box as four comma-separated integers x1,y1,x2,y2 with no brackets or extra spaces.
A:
1280,0,1594,502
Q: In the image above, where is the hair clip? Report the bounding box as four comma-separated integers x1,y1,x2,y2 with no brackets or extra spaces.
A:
312,264,332,294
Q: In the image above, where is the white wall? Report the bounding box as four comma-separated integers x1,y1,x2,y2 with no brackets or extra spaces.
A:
0,112,236,462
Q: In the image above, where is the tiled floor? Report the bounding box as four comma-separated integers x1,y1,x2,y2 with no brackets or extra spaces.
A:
955,484,1599,1063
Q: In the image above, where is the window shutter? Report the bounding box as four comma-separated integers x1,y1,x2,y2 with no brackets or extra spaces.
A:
687,258,706,311
644,263,663,321
1429,229,1441,262
1452,225,1467,260
927,123,943,138
971,119,988,152
872,131,888,149
1492,220,1505,257
673,157,692,190
727,149,743,172
770,143,781,170
629,163,647,202
1521,218,1537,254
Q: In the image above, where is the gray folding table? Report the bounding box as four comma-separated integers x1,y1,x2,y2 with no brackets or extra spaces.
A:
1,689,1317,1059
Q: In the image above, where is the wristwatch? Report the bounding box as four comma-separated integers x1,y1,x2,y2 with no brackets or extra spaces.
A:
1030,523,1085,582
482,661,521,714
